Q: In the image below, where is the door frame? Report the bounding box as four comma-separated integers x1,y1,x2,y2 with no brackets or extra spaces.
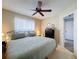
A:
63,13,74,50
64,14,74,41
60,10,77,55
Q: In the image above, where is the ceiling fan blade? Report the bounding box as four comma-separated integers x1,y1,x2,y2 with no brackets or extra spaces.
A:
32,12,37,16
40,9,52,12
37,1,42,9
38,11,44,16
31,9,36,11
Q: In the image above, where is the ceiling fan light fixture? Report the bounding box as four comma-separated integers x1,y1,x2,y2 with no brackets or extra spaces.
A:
32,1,52,16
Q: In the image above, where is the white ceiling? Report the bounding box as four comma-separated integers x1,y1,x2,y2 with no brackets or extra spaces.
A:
2,0,76,19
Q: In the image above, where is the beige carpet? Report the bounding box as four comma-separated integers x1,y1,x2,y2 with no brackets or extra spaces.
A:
48,45,76,59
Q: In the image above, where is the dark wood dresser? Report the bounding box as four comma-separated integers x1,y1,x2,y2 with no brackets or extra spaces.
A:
2,41,7,59
45,28,55,38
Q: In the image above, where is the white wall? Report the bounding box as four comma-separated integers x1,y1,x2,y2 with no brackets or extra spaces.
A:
58,2,76,46
2,9,42,41
41,15,60,44
41,15,59,34
59,10,77,56
41,2,77,56
73,11,77,56
2,9,42,33
64,19,74,40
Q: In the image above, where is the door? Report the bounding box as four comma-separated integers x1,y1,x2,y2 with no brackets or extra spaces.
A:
64,17,74,40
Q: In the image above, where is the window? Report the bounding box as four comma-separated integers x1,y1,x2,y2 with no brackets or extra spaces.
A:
14,17,35,32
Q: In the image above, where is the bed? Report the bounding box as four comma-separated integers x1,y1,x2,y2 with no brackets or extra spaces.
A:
7,36,56,59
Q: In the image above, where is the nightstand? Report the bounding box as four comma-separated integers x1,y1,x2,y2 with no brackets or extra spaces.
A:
2,41,7,59
45,28,55,38
38,35,41,36
2,41,7,53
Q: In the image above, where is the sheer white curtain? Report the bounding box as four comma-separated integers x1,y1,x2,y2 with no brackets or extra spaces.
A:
14,17,35,32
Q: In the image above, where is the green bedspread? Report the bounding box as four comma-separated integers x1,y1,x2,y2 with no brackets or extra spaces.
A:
7,36,56,59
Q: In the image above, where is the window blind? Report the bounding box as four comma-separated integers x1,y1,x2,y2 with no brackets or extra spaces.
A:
14,17,35,32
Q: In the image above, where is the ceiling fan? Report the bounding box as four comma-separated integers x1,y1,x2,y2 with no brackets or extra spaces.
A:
32,1,52,16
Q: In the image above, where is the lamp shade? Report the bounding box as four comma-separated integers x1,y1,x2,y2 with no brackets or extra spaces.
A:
2,33,6,41
2,33,4,36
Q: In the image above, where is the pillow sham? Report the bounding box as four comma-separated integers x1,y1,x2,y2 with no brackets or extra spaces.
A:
11,32,26,40
7,31,36,40
28,31,36,37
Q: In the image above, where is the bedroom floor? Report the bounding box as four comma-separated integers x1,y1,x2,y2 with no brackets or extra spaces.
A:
2,45,76,59
48,45,76,59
